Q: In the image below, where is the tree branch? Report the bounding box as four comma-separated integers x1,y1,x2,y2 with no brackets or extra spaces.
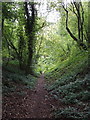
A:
71,2,78,17
62,5,78,42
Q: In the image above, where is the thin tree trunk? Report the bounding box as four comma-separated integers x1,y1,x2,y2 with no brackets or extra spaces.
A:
88,1,90,70
62,2,87,50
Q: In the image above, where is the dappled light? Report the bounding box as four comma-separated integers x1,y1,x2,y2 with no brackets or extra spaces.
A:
2,0,90,119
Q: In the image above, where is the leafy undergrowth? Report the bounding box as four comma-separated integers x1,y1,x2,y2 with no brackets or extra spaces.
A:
45,50,90,120
2,64,37,95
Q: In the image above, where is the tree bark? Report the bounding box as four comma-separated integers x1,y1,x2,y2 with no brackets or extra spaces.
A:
62,2,87,50
88,2,90,70
24,2,36,74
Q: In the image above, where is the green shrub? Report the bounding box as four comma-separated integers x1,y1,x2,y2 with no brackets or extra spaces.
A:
2,65,37,94
54,106,89,120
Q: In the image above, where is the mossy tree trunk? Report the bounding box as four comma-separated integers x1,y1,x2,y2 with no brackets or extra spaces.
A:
24,2,36,74
88,2,90,71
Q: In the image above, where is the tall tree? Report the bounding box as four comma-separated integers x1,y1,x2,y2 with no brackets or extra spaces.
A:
87,1,90,70
62,1,87,50
2,3,26,69
24,2,37,74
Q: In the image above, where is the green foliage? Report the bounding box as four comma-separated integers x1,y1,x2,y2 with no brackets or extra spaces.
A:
2,1,90,119
54,106,90,120
3,64,37,94
45,49,89,119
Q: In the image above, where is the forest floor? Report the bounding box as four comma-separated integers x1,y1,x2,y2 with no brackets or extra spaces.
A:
2,74,59,119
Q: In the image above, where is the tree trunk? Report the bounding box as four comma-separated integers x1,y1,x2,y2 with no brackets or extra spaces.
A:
24,2,36,74
63,2,87,50
88,1,90,71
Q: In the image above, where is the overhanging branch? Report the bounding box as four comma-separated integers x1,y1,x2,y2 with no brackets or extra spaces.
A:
62,5,78,42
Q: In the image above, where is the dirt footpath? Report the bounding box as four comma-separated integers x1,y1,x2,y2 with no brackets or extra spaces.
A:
2,74,57,118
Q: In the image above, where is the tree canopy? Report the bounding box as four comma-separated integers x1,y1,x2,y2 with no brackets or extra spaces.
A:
2,1,90,119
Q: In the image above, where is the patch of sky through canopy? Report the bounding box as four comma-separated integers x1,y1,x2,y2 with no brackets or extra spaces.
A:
4,0,89,22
